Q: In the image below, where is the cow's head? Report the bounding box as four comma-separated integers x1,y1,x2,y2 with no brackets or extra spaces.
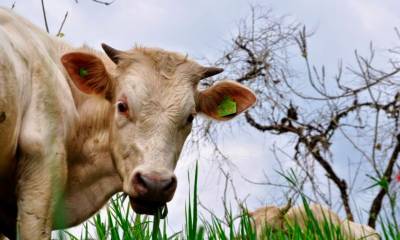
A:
61,44,256,216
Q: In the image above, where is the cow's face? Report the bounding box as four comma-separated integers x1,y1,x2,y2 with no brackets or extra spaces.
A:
61,44,256,216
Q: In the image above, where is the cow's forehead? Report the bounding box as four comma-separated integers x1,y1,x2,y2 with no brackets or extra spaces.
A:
116,47,198,81
115,47,198,103
117,64,196,101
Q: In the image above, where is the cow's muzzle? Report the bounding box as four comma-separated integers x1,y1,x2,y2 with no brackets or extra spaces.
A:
129,197,168,218
129,171,177,216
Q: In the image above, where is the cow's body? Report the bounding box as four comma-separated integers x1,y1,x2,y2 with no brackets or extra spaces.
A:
0,7,122,238
250,203,340,238
0,7,256,240
284,204,341,229
340,220,380,240
251,203,380,239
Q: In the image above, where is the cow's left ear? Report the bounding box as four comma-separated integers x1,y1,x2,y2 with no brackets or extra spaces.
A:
61,52,113,100
196,80,256,121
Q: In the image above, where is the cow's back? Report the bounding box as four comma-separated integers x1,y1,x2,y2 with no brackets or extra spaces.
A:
285,204,341,229
0,8,76,178
0,8,30,179
0,8,31,238
0,6,78,184
0,7,48,176
340,220,380,240
0,8,79,238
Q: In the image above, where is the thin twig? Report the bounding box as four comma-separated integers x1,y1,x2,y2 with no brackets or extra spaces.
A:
91,0,116,6
40,0,50,33
56,11,69,37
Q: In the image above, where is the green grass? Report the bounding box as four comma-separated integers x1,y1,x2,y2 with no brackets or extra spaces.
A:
56,164,399,240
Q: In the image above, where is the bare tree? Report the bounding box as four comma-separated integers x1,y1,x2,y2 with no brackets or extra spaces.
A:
197,6,400,228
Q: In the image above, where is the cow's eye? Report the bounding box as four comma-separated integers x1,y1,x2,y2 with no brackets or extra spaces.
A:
187,114,194,124
117,101,129,114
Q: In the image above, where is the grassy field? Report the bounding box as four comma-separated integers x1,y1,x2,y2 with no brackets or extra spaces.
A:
57,165,400,240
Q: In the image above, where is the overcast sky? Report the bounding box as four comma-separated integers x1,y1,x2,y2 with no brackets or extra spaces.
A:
1,0,400,236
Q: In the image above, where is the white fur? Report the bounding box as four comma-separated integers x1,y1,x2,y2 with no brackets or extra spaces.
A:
340,220,380,240
285,204,341,229
251,204,380,239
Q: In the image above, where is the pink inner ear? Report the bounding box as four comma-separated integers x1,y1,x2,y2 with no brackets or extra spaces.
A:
197,81,256,120
61,52,111,96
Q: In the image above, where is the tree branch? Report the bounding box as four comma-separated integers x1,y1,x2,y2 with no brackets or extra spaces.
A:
40,0,50,33
306,145,354,221
367,134,400,227
91,0,115,5
56,11,69,37
75,0,116,5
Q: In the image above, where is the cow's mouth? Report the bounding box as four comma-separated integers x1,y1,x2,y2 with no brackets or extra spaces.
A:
129,197,168,218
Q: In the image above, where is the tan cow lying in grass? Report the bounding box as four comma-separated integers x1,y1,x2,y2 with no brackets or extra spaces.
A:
0,7,256,240
285,204,342,229
250,202,292,232
340,220,381,240
250,203,380,239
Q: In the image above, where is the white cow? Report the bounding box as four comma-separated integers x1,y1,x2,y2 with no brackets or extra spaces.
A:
249,203,291,238
284,204,341,229
251,203,340,235
0,7,256,239
251,203,380,239
340,220,380,240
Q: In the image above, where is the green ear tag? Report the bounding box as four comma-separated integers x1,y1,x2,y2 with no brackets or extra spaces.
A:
79,67,89,77
217,96,237,117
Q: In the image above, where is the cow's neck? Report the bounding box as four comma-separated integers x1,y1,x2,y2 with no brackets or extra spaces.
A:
43,42,124,227
58,96,123,228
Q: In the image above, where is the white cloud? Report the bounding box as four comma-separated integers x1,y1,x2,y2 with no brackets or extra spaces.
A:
348,0,400,33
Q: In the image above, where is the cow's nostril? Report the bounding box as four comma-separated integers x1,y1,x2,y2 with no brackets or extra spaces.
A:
162,176,177,192
135,172,144,185
133,172,149,194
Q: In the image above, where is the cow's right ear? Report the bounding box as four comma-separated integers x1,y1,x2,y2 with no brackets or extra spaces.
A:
196,80,256,121
61,52,113,100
